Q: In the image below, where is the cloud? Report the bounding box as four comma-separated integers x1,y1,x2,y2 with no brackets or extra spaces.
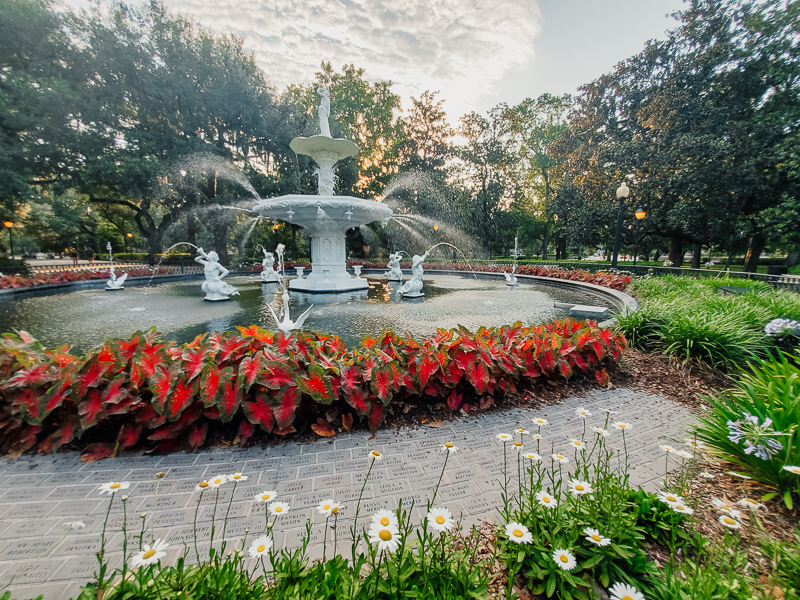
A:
166,0,542,119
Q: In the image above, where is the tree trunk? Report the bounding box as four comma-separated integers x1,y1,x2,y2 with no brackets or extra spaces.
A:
542,229,549,260
147,230,163,265
725,253,734,269
291,225,298,260
743,233,766,273
668,236,683,267
691,243,702,269
187,213,198,247
557,237,567,261
212,224,230,266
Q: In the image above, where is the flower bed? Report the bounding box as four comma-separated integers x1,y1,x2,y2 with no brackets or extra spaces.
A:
351,261,632,290
0,267,176,289
0,319,624,459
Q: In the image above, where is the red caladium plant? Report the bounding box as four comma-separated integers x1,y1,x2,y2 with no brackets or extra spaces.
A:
0,319,625,457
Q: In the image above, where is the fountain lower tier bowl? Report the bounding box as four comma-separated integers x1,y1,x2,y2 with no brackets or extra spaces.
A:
253,195,393,293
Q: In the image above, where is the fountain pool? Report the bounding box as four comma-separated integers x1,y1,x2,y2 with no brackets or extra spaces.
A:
0,274,617,353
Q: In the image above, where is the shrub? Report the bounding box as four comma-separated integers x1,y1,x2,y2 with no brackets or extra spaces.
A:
0,320,625,458
0,268,175,289
618,275,800,368
694,353,800,506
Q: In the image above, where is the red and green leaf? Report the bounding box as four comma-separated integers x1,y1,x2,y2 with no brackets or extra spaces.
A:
242,392,275,432
272,386,300,429
297,365,334,404
311,420,335,437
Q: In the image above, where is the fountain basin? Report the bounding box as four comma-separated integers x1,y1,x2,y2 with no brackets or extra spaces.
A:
252,195,393,292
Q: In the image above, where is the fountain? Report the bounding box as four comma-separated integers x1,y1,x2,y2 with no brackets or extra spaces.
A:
195,248,240,301
252,87,393,292
504,237,519,287
385,251,404,281
260,247,280,283
105,242,127,291
398,251,429,298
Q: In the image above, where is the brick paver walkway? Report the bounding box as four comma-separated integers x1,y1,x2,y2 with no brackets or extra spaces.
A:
0,388,693,600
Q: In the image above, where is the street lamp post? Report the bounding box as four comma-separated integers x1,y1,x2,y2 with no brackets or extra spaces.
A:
126,232,133,257
633,206,646,265
611,182,630,270
3,221,14,259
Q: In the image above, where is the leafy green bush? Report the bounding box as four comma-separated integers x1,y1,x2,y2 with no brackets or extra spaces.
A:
761,526,800,600
694,353,800,505
625,488,689,548
617,275,800,367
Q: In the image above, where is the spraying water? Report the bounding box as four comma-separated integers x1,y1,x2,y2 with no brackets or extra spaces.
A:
425,242,479,279
144,242,200,293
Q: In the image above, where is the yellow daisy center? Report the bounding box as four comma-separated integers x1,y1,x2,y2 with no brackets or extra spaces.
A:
199,482,208,488
380,517,390,526
323,504,330,511
575,442,581,446
513,529,523,537
575,485,584,491
592,535,601,541
435,516,445,524
275,506,282,513
666,495,676,502
261,494,270,500
514,442,522,447
233,475,241,479
331,507,339,514
257,544,265,552
371,450,380,456
559,555,568,563
676,505,685,511
622,597,633,600
445,442,453,448
110,483,121,489
379,530,392,541
723,517,735,524
142,549,156,559
542,496,550,503
557,456,564,460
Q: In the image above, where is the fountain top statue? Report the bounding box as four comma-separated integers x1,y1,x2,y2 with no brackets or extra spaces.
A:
252,87,393,293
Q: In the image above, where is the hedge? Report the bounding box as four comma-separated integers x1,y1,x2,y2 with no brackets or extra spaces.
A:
0,320,625,459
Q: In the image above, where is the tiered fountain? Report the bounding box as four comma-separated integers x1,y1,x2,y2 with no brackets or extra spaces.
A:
252,88,393,293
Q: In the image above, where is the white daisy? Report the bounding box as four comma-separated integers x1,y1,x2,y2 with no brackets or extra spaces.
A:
441,442,458,453
783,465,800,475
524,452,542,462
535,491,558,509
698,472,715,479
228,473,248,482
515,428,530,435
248,535,273,557
317,499,342,516
718,514,741,529
371,510,398,528
727,471,752,480
195,481,211,492
368,522,401,553
609,582,645,600
671,503,694,515
567,479,593,496
613,422,632,431
254,490,278,504
427,507,455,532
98,481,131,495
569,439,585,450
552,453,569,464
603,408,616,414
530,433,542,441
592,427,609,437
673,450,693,460
131,539,169,568
496,433,513,442
504,522,533,544
583,527,611,547
368,449,383,461
532,417,549,427
268,501,290,516
575,407,592,418
711,498,736,513
512,442,525,452
685,439,706,450
64,521,86,530
657,492,683,505
659,444,677,453
737,498,764,511
207,474,229,488
552,548,577,571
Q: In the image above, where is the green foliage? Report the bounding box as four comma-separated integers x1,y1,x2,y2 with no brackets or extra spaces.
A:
760,526,800,600
616,275,800,367
625,489,689,548
694,352,800,500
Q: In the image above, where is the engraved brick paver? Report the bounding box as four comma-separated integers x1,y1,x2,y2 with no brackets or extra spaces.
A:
0,388,694,599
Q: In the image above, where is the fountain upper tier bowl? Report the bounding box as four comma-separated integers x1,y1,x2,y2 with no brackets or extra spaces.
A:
252,194,393,292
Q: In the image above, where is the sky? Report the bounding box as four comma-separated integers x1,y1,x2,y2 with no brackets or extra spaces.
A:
71,0,686,120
